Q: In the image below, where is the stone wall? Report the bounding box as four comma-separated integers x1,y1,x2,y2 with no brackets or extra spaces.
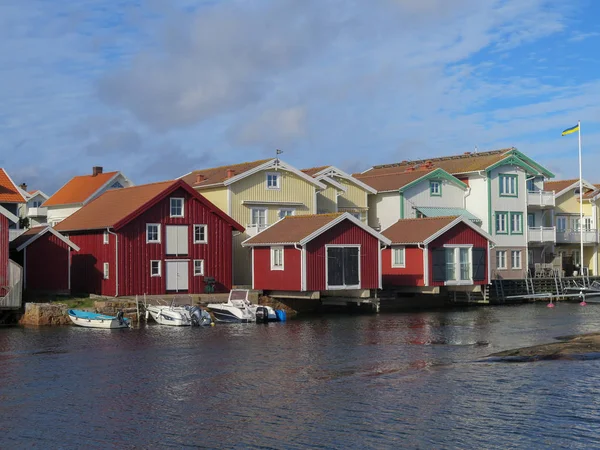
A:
19,303,71,326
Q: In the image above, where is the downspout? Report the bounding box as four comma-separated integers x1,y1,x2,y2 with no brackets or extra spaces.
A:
418,243,428,287
463,186,471,209
379,244,387,290
107,228,118,297
294,243,306,291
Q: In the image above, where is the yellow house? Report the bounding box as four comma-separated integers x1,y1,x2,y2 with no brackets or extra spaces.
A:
546,178,599,275
181,158,326,285
301,166,376,222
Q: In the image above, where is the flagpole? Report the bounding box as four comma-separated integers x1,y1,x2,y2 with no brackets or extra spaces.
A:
578,120,584,275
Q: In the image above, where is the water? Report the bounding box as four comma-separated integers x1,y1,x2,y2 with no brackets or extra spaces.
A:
2,303,600,449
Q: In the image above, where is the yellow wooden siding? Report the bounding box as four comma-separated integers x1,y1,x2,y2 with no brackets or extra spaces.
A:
317,186,337,213
336,177,368,209
230,170,316,227
196,187,228,213
555,190,593,216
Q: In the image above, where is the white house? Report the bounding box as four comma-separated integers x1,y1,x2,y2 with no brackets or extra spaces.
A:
16,185,50,228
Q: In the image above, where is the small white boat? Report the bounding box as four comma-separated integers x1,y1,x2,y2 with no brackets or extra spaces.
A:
146,303,212,326
68,309,130,329
207,289,277,323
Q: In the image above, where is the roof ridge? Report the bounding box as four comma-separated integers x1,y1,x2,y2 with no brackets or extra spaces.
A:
191,158,273,173
71,170,119,179
396,215,459,222
371,148,513,170
356,168,435,179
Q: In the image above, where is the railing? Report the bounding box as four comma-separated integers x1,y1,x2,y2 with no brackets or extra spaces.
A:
0,261,23,309
8,229,25,242
528,226,556,243
245,223,269,237
27,207,47,217
556,228,598,244
527,190,555,208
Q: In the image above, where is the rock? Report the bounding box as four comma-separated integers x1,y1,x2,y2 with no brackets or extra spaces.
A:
19,303,71,326
487,333,600,362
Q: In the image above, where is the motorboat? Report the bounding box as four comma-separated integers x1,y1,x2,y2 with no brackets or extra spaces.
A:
68,309,130,329
146,302,212,326
207,289,279,323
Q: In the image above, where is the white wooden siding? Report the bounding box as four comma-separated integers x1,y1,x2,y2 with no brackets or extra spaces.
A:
402,179,465,218
489,165,528,248
373,192,400,231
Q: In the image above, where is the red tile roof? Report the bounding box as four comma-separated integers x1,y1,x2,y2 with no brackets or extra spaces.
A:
244,213,345,245
354,169,436,192
543,179,579,193
181,159,272,189
0,168,26,203
382,216,458,244
44,171,120,207
301,166,329,177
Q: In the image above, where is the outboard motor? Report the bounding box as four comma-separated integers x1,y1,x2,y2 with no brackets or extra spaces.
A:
255,306,269,324
188,306,202,326
116,310,125,326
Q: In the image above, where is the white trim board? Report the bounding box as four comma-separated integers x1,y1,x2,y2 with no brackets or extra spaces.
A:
15,226,80,252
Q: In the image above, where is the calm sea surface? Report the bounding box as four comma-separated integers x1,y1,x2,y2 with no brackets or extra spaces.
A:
2,303,600,449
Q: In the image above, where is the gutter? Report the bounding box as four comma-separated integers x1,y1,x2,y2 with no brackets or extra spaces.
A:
107,228,119,297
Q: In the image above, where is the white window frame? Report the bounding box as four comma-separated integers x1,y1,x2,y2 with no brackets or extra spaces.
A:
496,250,507,270
103,231,109,245
556,216,567,232
278,208,295,220
150,260,161,277
443,245,472,285
194,259,204,276
429,180,441,196
193,224,207,244
266,172,281,190
391,246,406,268
499,174,517,196
103,262,109,280
511,250,522,270
32,200,42,208
495,212,508,234
251,208,267,226
146,223,161,243
270,246,284,271
325,244,361,290
170,197,184,218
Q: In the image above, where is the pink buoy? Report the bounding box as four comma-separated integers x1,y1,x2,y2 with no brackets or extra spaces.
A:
580,301,587,306
547,302,555,308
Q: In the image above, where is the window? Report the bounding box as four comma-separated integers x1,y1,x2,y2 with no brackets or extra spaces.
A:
557,216,567,232
445,248,456,281
350,212,362,220
527,213,535,228
510,212,523,234
194,225,207,243
573,250,581,267
194,260,204,276
170,198,184,217
150,260,161,277
270,246,284,270
526,178,535,192
584,217,593,232
496,250,507,270
499,174,518,197
266,172,281,190
32,200,42,208
111,181,124,189
429,180,441,196
392,247,405,268
146,224,160,243
495,212,508,234
251,208,267,226
443,247,471,282
103,231,109,244
103,263,109,279
278,209,295,220
511,250,522,269
528,249,534,266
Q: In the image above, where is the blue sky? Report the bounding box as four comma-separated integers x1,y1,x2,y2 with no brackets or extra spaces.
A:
1,0,599,194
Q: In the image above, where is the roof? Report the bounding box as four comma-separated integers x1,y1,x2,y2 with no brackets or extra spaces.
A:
242,212,391,246
382,216,494,245
544,179,580,194
44,171,121,207
301,165,377,194
414,207,482,223
54,180,244,233
180,159,272,188
0,168,26,203
10,226,80,252
301,166,329,177
354,169,436,192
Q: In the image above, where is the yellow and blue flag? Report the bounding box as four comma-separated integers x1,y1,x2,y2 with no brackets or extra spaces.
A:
562,124,579,136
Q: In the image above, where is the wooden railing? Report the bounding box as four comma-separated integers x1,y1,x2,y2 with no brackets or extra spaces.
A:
0,261,23,309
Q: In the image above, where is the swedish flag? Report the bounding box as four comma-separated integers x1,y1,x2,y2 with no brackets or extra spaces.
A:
562,124,580,136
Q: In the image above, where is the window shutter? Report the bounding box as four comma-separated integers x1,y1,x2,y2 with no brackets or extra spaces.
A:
432,248,446,282
472,248,486,281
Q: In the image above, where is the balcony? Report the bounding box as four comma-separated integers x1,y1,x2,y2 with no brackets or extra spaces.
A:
527,190,555,208
27,207,47,217
528,226,556,243
245,223,269,237
556,228,598,244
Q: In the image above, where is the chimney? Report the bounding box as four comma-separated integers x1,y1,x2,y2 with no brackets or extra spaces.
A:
195,173,205,184
19,183,27,191
92,166,103,176
226,169,235,179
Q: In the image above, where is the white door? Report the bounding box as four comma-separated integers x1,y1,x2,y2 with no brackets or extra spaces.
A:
166,226,189,255
166,260,189,291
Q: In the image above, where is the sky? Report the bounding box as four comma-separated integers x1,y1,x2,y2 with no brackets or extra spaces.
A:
1,0,599,195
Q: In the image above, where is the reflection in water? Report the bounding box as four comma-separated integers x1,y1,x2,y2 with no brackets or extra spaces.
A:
1,304,600,448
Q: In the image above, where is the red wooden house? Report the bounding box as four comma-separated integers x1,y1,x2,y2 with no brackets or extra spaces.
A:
54,180,244,296
381,216,494,289
10,226,80,294
242,213,390,293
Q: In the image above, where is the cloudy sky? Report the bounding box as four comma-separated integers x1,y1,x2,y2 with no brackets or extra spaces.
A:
1,0,599,194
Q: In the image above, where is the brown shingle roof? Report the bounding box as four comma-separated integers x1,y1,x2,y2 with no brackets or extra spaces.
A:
362,148,514,177
0,168,26,203
543,179,579,193
44,171,120,207
9,226,47,249
181,159,272,188
244,213,345,245
354,169,435,192
382,216,458,244
301,166,329,177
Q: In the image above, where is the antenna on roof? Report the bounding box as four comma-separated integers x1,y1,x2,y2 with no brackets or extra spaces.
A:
274,149,283,171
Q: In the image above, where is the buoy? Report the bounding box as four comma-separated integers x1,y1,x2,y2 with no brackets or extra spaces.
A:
211,322,215,327
547,302,555,308
580,301,587,306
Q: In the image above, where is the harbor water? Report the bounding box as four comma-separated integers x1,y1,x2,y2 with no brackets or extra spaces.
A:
2,303,600,448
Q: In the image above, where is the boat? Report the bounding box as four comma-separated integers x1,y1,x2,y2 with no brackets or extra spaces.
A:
68,309,130,329
146,302,212,326
207,289,280,323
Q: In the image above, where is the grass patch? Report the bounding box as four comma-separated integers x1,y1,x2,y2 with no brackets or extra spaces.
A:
52,297,96,309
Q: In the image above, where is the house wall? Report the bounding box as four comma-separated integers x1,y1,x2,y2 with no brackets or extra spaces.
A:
252,246,301,291
196,187,228,214
402,178,465,219
0,215,8,287
372,192,400,231
47,205,82,226
316,185,338,214
68,230,116,296
464,174,488,231
381,246,425,287
336,177,369,222
305,220,380,291
233,234,252,286
24,233,71,292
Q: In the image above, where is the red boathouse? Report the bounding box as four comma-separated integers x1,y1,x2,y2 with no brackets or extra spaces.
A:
381,216,494,289
10,226,80,294
242,213,391,293
54,180,244,296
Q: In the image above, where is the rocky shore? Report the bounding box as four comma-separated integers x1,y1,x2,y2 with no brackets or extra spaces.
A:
487,333,600,362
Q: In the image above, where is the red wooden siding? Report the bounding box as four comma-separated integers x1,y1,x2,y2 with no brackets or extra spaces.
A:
382,246,425,287
305,220,379,291
428,222,489,286
252,246,301,291
69,231,116,296
25,233,71,292
0,215,8,287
